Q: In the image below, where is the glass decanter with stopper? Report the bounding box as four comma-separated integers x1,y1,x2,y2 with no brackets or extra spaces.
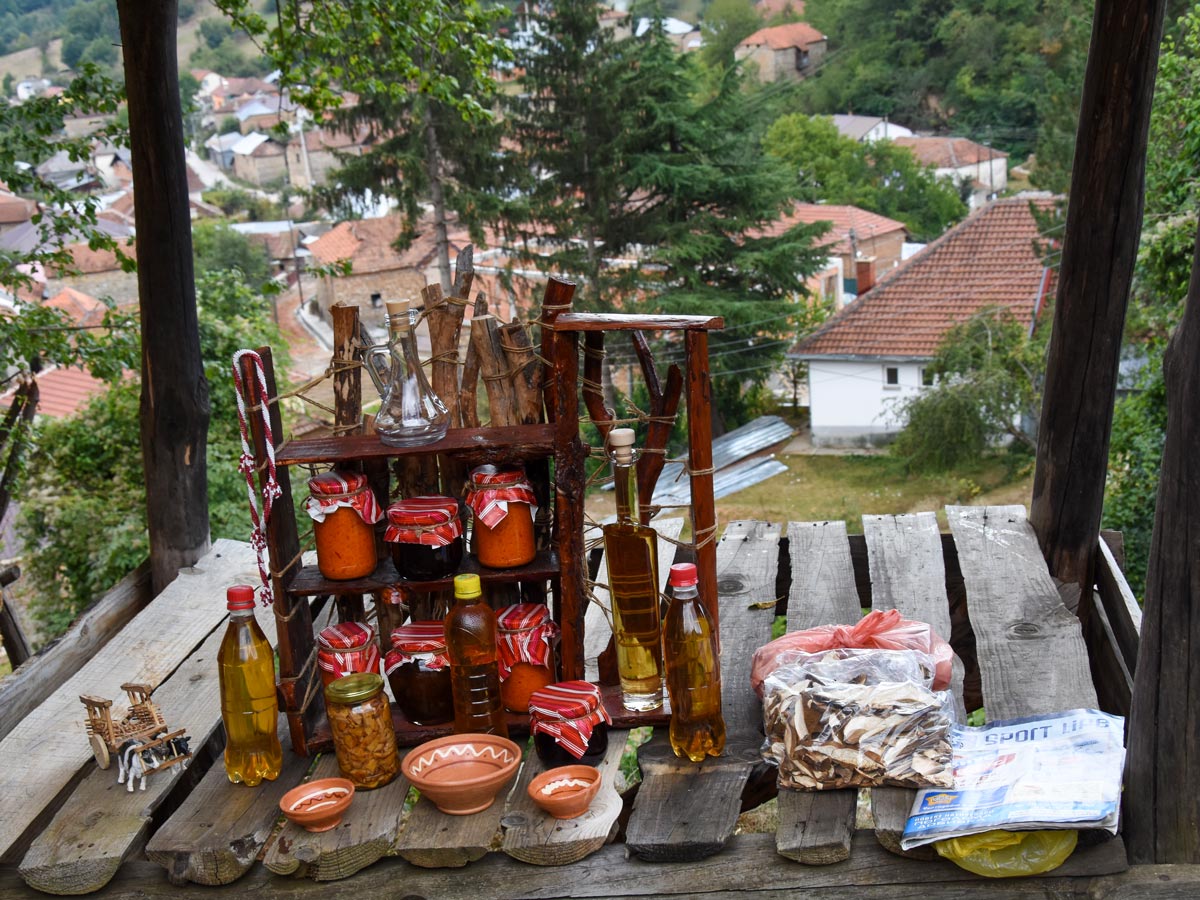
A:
367,298,450,447
663,562,725,761
601,428,663,711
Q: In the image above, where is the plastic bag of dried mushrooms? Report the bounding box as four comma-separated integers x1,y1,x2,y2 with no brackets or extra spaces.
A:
760,648,955,790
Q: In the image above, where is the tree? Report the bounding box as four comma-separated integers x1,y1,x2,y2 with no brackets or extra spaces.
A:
763,113,968,240
191,221,272,290
891,308,1046,472
699,0,763,71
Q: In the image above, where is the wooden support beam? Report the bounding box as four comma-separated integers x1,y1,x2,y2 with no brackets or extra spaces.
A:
1030,0,1168,587
1126,222,1200,864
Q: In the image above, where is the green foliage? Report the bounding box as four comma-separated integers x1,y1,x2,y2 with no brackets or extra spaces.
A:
58,0,119,72
699,0,763,70
191,221,272,290
19,272,292,635
763,113,968,240
891,308,1046,472
201,187,286,222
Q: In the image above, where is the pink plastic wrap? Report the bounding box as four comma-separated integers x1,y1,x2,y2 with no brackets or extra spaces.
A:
751,609,954,698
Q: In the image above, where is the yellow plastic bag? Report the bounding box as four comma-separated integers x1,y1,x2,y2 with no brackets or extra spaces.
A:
935,829,1078,877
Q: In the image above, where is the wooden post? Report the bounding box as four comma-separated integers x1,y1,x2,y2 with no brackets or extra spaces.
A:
685,330,718,639
1125,223,1200,864
117,0,211,593
1029,0,1168,588
330,303,367,623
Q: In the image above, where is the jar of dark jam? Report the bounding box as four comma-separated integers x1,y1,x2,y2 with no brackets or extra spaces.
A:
385,621,454,725
384,496,464,581
529,680,611,767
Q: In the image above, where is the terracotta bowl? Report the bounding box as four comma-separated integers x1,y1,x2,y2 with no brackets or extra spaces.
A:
527,765,602,819
402,733,522,815
279,777,355,832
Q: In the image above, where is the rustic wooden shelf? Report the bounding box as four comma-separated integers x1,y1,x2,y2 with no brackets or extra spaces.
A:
555,313,725,332
286,550,561,597
276,424,556,467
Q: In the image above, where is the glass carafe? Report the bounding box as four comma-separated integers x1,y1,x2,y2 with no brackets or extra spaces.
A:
367,299,450,447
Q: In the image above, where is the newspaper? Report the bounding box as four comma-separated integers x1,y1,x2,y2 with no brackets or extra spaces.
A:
901,709,1125,850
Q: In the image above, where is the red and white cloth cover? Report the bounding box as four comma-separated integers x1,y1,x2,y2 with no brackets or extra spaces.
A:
465,465,537,529
317,621,380,685
385,621,450,673
384,496,463,546
305,470,383,524
495,603,559,679
529,680,611,760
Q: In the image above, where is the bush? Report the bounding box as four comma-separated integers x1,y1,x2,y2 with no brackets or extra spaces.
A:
890,386,990,472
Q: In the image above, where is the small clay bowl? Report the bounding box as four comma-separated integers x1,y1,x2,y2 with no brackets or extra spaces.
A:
279,777,355,832
402,733,522,815
527,765,602,819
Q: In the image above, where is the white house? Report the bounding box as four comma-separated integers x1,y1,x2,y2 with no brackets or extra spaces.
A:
788,195,1058,447
893,136,1009,210
831,114,914,143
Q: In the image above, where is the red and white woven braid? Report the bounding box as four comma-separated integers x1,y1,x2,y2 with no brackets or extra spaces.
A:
232,349,282,606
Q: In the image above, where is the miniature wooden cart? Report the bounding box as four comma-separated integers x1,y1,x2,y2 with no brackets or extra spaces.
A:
79,682,191,772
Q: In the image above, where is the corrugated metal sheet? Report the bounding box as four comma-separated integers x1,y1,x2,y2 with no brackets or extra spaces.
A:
652,457,789,508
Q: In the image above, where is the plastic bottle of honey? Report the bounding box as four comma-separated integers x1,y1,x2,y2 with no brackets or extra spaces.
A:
663,563,725,762
218,585,283,785
445,574,508,736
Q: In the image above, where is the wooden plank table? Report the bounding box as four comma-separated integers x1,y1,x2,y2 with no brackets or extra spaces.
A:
0,511,1140,895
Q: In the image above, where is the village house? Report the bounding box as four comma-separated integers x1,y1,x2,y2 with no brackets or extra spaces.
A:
284,126,372,190
830,114,914,143
204,131,242,170
230,132,287,186
0,192,35,236
788,194,1057,447
892,136,1009,210
735,22,827,83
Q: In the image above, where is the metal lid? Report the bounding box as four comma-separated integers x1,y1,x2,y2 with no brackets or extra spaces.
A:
324,672,384,704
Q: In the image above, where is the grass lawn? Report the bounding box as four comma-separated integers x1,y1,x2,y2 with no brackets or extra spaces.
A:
587,452,1034,532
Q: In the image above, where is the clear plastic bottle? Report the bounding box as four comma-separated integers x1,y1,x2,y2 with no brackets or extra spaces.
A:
367,299,450,447
663,563,725,762
602,428,663,711
218,585,283,785
445,574,508,736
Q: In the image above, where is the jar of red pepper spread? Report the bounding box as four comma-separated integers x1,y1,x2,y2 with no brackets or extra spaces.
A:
306,470,382,580
496,603,559,713
384,496,464,581
317,621,381,688
465,465,537,569
529,680,611,767
385,621,454,725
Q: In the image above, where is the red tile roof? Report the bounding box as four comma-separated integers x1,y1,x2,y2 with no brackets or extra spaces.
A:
0,367,110,419
892,136,1008,169
754,203,906,255
309,214,479,275
43,287,106,327
739,21,825,50
0,192,35,225
790,196,1060,359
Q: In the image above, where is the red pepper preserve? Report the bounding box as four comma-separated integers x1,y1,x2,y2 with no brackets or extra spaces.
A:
496,603,559,713
529,680,611,767
384,496,464,581
385,621,454,725
663,563,725,762
305,470,382,580
465,465,537,568
317,621,381,688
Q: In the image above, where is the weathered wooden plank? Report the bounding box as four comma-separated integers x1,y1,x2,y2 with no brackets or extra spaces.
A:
946,506,1098,719
144,720,309,885
263,753,410,881
0,562,153,743
862,513,965,858
625,521,780,862
0,540,258,863
583,517,683,682
0,832,1138,900
19,561,279,895
775,520,865,865
500,730,627,865
392,750,513,868
1095,538,1142,671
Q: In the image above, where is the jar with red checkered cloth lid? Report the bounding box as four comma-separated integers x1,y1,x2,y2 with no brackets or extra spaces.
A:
385,621,453,725
465,465,537,568
317,621,381,688
384,496,464,581
305,470,382,580
496,603,560,713
529,680,611,767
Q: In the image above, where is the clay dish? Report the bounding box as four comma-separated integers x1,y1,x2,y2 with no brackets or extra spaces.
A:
527,765,602,819
279,777,355,832
402,733,522,815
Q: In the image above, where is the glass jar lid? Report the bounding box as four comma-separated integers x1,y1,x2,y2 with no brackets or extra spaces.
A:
325,672,384,704
317,621,376,651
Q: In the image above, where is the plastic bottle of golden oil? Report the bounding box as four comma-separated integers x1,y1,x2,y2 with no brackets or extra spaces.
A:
445,574,508,736
218,585,283,785
663,563,725,761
